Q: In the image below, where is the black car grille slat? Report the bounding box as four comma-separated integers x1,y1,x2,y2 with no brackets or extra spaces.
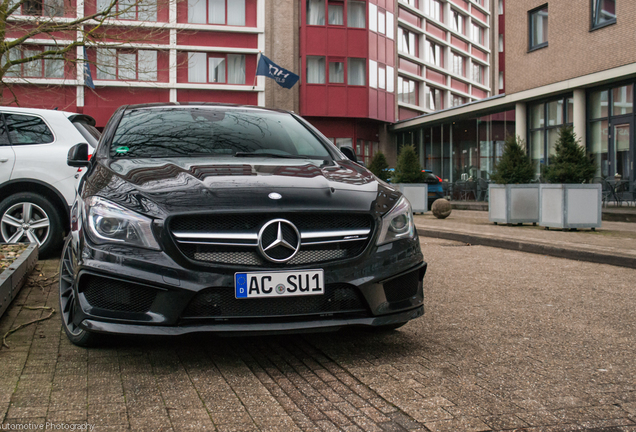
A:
80,275,158,313
383,269,421,302
181,283,367,319
170,213,373,266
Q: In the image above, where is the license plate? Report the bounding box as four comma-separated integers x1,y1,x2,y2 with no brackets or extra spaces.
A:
235,269,324,299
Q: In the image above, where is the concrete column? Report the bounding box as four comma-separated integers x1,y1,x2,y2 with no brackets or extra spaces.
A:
573,88,586,147
515,102,527,147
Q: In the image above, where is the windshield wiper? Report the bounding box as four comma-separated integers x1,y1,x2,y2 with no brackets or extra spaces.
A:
234,152,309,159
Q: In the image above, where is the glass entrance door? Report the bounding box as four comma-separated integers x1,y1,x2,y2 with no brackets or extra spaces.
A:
609,119,633,186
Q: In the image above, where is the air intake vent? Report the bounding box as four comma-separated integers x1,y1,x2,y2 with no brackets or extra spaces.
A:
383,269,421,302
80,275,157,313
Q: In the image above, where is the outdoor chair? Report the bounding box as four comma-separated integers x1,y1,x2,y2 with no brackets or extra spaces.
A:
615,181,635,207
476,178,489,201
442,181,452,200
593,177,614,207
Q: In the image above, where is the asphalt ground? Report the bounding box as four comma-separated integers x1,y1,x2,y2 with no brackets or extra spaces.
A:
1,238,635,431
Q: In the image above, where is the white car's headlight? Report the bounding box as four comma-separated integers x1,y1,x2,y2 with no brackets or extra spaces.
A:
376,196,415,245
85,196,160,250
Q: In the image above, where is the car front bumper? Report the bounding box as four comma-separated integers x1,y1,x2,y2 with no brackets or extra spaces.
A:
71,236,426,335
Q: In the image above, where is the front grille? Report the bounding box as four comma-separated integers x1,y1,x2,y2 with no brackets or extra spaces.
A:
383,269,421,302
170,213,373,267
181,283,367,319
80,275,158,313
181,244,361,266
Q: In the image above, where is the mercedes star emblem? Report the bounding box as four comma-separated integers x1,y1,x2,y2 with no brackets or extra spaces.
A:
257,219,301,263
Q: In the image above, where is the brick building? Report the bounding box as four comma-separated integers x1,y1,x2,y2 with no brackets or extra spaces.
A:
392,0,635,192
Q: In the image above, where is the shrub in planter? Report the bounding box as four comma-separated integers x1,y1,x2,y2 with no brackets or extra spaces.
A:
543,126,596,184
393,145,428,212
368,151,390,182
540,126,601,229
488,135,539,224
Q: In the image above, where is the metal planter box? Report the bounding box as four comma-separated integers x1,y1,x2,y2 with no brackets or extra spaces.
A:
488,184,540,224
397,183,428,213
539,184,602,229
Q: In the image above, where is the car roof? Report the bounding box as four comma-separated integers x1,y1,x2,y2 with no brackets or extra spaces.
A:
121,102,292,115
0,106,79,117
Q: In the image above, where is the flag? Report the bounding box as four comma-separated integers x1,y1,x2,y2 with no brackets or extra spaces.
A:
83,46,95,90
255,54,299,89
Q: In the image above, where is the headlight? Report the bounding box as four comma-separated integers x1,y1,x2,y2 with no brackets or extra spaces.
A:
85,196,160,250
376,196,415,245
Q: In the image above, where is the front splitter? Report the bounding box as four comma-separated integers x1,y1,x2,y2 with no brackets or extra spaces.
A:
81,306,424,337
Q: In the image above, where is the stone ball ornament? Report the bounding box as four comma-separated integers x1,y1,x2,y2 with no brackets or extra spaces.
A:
431,199,452,219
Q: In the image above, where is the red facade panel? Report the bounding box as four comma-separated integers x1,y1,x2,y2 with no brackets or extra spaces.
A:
385,38,395,67
85,88,170,126
368,88,378,119
426,22,446,40
472,87,488,98
426,68,446,85
327,87,348,117
451,36,468,51
303,86,329,116
177,89,257,105
347,87,368,117
398,8,420,27
471,46,488,62
2,85,77,112
399,107,420,121
472,8,487,24
451,78,468,93
327,29,348,57
368,32,378,62
399,58,420,75
305,27,329,54
450,0,469,11
177,31,258,48
348,30,369,57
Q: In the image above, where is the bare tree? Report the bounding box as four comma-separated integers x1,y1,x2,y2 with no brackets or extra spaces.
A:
0,0,175,105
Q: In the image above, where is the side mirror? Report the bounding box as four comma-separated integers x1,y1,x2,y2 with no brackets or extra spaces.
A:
340,146,358,163
67,143,90,167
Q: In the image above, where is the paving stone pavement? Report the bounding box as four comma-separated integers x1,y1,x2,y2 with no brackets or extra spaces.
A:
1,238,636,431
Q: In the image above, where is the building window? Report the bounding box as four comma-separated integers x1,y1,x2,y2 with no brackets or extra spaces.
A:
472,63,484,84
329,61,344,83
188,0,245,25
188,52,244,84
452,52,465,76
499,34,504,52
19,0,63,16
387,66,394,92
451,10,465,35
397,76,417,105
97,0,157,20
499,71,504,90
529,5,548,51
347,1,366,28
369,59,377,88
528,96,573,177
378,10,386,34
306,0,325,24
592,0,616,29
425,39,443,67
471,23,484,45
423,0,442,22
426,86,443,111
348,58,365,85
328,1,343,25
498,0,503,15
378,65,386,90
307,56,326,83
398,28,416,56
97,49,158,81
369,3,377,31
404,0,418,7
3,47,64,78
588,84,633,178
451,94,466,107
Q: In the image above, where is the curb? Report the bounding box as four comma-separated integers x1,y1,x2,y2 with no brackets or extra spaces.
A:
0,243,39,319
417,227,636,269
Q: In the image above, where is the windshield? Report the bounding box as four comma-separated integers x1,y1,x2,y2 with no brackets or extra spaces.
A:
110,107,332,159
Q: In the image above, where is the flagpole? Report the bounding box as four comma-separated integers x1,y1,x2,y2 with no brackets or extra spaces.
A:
253,51,261,90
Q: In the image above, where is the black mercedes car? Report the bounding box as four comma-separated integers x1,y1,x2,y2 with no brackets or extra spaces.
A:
60,104,426,346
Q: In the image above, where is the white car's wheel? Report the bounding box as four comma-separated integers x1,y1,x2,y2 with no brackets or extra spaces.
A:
0,192,63,258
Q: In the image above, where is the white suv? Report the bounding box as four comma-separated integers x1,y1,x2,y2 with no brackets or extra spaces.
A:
0,107,99,257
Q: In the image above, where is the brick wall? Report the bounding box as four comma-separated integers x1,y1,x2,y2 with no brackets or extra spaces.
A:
505,0,636,94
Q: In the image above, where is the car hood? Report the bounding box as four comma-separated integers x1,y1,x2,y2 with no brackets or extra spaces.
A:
82,157,402,219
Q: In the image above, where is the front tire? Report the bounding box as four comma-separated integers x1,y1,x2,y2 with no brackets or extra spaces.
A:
0,192,63,258
59,237,99,347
